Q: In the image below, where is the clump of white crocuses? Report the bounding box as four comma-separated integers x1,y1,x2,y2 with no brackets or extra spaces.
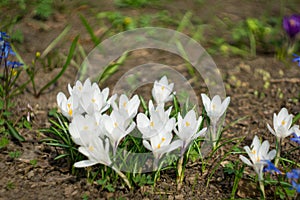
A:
201,93,230,149
57,78,140,189
267,107,298,167
56,76,215,189
239,135,276,199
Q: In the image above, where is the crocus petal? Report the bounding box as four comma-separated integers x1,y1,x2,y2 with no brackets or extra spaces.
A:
74,160,98,168
239,155,253,166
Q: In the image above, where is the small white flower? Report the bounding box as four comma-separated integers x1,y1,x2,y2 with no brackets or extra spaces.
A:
137,100,174,139
68,79,94,97
201,94,230,124
152,76,174,106
239,135,276,180
143,131,181,160
293,125,300,137
112,94,140,119
80,86,110,114
69,113,105,146
103,110,135,154
56,92,79,119
74,136,112,168
267,107,296,139
174,110,207,153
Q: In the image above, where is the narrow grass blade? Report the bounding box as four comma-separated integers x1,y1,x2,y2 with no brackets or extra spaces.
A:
5,121,25,142
41,25,71,58
37,35,79,97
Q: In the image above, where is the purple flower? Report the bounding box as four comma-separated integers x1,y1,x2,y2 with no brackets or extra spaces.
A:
292,54,300,67
263,160,281,174
283,15,300,38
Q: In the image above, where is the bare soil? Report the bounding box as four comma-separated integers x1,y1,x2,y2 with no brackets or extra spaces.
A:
1,1,300,199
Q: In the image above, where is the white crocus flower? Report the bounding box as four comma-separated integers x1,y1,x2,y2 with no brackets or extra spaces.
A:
267,107,296,139
56,92,79,119
137,100,174,139
68,78,93,98
103,110,135,155
112,94,140,119
69,113,105,146
152,76,174,106
74,135,112,168
174,110,207,154
80,86,110,114
239,135,276,180
143,131,181,162
201,93,230,124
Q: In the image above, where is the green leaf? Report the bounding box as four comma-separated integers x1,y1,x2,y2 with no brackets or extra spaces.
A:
37,35,79,97
6,121,25,142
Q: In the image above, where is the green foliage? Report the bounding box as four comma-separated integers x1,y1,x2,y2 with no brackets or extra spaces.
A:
34,0,54,20
9,150,22,159
114,0,158,8
23,32,78,97
0,136,9,149
41,110,83,173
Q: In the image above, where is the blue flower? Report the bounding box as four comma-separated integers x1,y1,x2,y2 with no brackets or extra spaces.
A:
263,160,281,174
292,54,300,67
287,169,300,179
6,61,23,68
292,181,300,193
291,133,300,144
0,31,22,68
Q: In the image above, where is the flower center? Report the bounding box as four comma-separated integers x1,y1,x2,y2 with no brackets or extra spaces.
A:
150,121,154,127
88,145,94,152
290,19,296,26
185,121,190,127
281,120,286,126
212,104,216,110
92,98,96,103
83,126,88,130
114,122,118,128
161,86,165,91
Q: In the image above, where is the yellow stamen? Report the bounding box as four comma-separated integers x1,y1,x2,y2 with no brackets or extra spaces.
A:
83,126,88,130
157,144,161,149
281,120,286,126
67,103,71,108
150,121,154,127
114,122,118,128
68,109,73,116
123,102,127,108
89,145,94,152
161,86,165,91
185,121,190,127
92,98,96,103
212,104,216,110
251,150,256,154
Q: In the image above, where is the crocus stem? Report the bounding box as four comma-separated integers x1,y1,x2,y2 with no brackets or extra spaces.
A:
259,180,266,199
210,123,217,150
153,158,159,171
176,155,184,190
112,167,132,190
274,137,281,167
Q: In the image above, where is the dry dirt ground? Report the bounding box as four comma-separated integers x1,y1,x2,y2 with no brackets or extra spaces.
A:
1,1,300,199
